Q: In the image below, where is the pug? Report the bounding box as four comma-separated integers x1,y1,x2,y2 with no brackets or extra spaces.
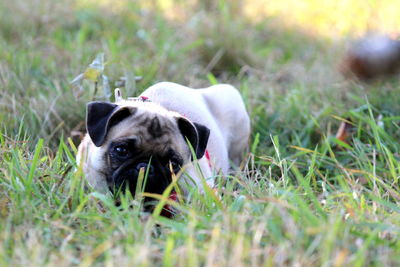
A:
76,82,250,208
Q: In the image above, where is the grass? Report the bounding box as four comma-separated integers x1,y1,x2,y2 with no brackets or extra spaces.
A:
1,0,400,265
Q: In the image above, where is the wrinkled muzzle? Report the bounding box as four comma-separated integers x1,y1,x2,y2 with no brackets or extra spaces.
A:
110,157,172,200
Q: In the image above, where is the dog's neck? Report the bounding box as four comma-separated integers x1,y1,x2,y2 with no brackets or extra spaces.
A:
126,96,151,102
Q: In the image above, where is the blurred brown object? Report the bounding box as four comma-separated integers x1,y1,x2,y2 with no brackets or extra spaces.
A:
70,121,85,146
341,34,400,80
335,118,354,145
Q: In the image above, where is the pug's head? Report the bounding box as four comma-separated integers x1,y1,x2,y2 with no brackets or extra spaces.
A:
84,100,210,204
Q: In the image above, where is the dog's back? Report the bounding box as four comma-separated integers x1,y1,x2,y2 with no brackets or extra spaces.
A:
199,84,250,167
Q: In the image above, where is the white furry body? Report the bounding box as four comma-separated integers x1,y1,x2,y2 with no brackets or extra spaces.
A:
77,82,250,194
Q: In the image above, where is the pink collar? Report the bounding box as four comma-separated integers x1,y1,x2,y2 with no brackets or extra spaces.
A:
204,149,212,168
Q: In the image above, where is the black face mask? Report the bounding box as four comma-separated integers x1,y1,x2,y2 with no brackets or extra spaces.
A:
110,155,173,206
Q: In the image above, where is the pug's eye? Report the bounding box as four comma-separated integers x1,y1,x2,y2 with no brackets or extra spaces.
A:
169,159,181,173
114,145,129,157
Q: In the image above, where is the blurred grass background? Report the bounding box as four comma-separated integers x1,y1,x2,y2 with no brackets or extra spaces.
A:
0,0,400,266
1,0,400,148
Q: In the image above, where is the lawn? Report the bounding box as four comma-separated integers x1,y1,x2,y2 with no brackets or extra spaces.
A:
0,0,399,266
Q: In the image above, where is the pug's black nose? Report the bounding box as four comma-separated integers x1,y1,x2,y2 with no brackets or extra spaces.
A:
135,162,154,175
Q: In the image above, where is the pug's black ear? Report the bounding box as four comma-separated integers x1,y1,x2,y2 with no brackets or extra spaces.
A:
86,102,134,147
192,122,210,159
177,117,210,160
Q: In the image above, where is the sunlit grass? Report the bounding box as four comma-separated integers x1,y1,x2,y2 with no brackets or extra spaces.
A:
244,0,400,37
78,0,400,37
